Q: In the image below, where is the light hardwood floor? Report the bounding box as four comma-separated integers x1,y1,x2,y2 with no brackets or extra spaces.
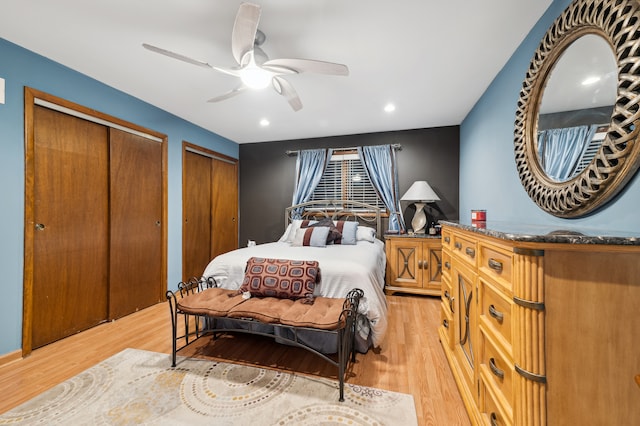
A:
0,294,470,425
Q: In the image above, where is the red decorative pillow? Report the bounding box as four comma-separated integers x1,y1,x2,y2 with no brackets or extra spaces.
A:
240,257,320,303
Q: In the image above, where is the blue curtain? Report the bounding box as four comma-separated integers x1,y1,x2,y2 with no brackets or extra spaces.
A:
357,145,406,232
537,124,597,181
291,148,332,218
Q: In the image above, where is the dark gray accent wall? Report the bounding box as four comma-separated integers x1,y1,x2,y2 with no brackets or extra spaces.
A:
238,126,460,244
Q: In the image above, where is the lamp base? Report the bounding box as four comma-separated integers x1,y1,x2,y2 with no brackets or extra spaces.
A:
412,202,427,234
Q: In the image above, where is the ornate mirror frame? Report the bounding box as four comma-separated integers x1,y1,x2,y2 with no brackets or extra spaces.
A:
514,0,640,217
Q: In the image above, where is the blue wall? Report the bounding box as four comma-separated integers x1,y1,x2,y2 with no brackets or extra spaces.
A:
460,0,640,231
0,38,238,356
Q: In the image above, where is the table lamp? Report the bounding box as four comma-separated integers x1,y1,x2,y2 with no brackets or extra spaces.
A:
400,180,440,233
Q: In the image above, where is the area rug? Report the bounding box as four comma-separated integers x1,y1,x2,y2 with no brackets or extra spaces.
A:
0,348,418,425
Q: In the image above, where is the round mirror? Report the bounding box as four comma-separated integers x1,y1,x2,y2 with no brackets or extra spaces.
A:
537,34,617,182
514,0,640,218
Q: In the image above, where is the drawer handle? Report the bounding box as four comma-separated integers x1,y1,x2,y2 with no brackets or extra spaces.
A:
444,290,450,299
444,236,450,243
489,357,505,380
449,296,455,313
444,261,450,269
465,247,476,258
442,319,449,329
488,304,504,323
454,242,462,249
488,258,503,272
490,412,498,426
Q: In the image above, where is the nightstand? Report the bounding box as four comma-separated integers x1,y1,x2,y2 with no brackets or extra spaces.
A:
384,234,442,296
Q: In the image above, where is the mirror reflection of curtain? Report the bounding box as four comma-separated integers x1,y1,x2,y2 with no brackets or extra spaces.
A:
537,124,597,181
358,145,406,232
291,148,332,218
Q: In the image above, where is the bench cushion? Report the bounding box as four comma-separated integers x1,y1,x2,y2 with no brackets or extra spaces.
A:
227,297,296,323
280,297,347,330
177,288,244,316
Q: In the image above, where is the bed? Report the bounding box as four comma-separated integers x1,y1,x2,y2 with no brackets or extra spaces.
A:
201,200,388,353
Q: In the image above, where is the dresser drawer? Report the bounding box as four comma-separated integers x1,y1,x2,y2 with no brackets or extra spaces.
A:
442,249,452,279
479,329,513,411
441,229,452,250
479,278,512,353
441,275,454,315
452,233,477,268
479,243,513,293
440,303,454,350
480,376,512,426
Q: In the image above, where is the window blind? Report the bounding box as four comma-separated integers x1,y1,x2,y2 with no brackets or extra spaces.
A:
311,152,384,208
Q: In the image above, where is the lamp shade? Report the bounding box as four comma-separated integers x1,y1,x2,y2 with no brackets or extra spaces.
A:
400,181,440,202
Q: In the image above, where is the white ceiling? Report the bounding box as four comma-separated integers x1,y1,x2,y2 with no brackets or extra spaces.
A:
1,0,552,144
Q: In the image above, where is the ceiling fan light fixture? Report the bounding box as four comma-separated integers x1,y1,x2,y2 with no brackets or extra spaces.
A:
240,66,272,90
143,3,348,110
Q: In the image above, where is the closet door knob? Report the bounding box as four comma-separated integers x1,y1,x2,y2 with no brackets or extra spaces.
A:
35,223,46,231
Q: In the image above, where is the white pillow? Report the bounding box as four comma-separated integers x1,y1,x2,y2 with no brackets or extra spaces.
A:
356,226,376,243
333,220,358,245
284,219,318,243
291,226,330,247
277,224,293,243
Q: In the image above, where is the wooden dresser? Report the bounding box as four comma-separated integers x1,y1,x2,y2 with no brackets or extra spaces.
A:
439,222,640,425
385,234,442,296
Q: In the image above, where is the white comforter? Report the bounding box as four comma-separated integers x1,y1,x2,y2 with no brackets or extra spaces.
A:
201,240,388,347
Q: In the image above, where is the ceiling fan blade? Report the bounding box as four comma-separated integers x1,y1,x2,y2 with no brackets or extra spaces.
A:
263,58,349,76
207,86,246,103
142,43,212,68
231,2,261,66
211,66,242,77
272,76,303,111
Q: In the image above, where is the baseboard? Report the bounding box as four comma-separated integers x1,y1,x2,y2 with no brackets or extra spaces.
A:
0,349,22,367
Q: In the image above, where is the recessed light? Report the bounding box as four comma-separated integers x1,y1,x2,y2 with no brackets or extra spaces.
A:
260,118,270,126
384,103,396,113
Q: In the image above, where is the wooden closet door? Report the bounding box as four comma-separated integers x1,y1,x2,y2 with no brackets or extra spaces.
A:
183,150,213,280
109,129,163,319
211,158,238,257
32,106,109,349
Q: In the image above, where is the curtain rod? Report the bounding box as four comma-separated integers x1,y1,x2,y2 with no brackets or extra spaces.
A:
285,143,402,156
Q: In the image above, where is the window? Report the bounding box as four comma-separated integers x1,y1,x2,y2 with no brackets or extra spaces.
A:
310,151,385,209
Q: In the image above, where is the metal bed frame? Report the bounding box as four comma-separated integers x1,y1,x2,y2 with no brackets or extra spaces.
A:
285,199,384,238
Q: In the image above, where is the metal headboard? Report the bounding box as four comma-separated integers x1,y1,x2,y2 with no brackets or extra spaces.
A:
285,199,383,238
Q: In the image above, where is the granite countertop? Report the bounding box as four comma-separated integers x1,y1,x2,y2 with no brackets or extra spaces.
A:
383,233,441,239
439,220,640,246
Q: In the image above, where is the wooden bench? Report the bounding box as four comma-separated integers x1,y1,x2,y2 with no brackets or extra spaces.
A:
166,276,363,401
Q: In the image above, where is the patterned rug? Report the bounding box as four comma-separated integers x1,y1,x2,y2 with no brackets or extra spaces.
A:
0,348,417,425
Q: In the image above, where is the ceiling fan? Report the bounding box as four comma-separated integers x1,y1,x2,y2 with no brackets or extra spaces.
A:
142,2,349,111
